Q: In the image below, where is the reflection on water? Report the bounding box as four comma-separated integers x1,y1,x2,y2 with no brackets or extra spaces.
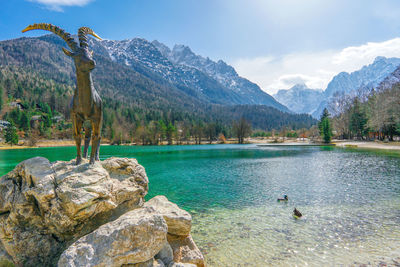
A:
1,144,399,266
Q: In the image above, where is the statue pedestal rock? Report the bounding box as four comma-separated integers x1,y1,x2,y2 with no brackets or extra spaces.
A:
0,157,205,267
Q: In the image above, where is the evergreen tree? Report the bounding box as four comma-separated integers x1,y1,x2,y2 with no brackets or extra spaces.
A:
319,108,332,143
0,86,3,112
7,108,22,126
20,112,30,132
318,108,330,132
5,121,19,146
165,122,176,145
321,118,332,143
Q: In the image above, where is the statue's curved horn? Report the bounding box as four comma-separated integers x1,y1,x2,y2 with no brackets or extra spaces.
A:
78,27,102,49
22,23,78,51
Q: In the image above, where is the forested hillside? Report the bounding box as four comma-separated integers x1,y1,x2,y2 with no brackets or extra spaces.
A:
0,35,316,144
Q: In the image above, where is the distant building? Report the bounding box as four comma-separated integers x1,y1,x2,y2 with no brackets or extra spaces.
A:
9,99,25,110
0,120,11,130
52,115,64,123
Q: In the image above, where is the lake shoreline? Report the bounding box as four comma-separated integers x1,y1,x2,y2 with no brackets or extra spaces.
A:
1,138,400,152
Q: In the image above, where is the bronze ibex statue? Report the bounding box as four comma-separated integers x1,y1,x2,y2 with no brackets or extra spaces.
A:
22,23,103,165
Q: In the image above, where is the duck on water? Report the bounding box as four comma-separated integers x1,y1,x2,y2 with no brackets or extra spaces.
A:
277,195,288,202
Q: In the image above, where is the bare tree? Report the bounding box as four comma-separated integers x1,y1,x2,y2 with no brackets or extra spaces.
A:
233,117,251,144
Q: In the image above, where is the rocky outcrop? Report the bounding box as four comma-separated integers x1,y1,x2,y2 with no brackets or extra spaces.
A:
0,157,205,267
0,157,148,266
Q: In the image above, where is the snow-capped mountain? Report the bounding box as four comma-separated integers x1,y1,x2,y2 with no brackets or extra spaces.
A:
311,56,400,118
376,63,400,92
324,56,400,97
273,84,324,114
273,56,400,118
89,38,288,112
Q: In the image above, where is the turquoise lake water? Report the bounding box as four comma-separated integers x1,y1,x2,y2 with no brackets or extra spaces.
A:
1,144,399,266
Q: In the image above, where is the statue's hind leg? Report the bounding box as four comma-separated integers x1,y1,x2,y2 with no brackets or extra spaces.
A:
89,119,101,165
95,115,102,161
83,125,92,158
95,136,101,161
72,115,83,165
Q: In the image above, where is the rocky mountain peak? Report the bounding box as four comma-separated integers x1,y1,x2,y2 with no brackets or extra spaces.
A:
274,83,324,114
151,40,171,57
94,37,289,111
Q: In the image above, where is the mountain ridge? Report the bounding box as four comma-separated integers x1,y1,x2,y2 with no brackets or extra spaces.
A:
93,37,289,111
272,56,400,118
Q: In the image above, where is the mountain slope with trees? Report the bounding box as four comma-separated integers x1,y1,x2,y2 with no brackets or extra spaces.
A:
0,35,316,144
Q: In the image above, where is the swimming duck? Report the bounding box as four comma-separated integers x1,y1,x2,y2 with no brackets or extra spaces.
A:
293,208,302,219
277,195,288,202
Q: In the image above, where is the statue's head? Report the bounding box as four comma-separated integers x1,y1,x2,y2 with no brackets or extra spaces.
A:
63,46,96,72
22,24,101,72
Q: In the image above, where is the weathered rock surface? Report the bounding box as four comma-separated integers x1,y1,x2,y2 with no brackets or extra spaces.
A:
122,258,165,267
0,242,13,266
145,196,192,236
0,157,148,266
167,234,205,267
168,263,197,267
155,242,174,266
58,207,167,267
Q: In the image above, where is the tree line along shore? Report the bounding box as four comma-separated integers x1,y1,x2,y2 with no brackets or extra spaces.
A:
1,61,400,148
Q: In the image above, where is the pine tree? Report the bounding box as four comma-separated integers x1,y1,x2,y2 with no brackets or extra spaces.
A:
0,86,3,112
165,122,176,145
5,121,19,146
20,112,30,132
321,118,332,143
318,108,330,132
319,108,332,143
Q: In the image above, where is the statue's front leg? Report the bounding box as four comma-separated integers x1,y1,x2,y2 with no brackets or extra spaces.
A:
83,126,92,158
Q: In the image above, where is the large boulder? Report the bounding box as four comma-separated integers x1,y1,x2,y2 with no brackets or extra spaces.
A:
58,207,167,267
0,157,148,266
145,196,192,236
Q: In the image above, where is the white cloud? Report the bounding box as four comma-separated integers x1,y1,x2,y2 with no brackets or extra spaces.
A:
28,0,93,11
232,38,400,95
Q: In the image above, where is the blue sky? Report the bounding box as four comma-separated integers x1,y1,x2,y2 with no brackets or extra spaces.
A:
2,0,400,93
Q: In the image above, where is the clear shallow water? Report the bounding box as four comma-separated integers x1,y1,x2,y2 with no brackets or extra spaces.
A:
1,144,400,266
